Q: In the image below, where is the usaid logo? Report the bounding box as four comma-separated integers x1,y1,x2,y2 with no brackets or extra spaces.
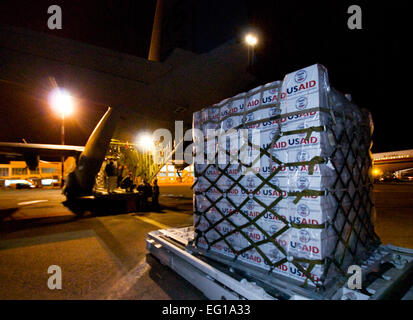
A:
297,204,310,217
246,176,256,189
270,248,281,260
295,96,308,110
225,118,234,130
299,230,310,243
296,151,309,162
246,200,255,210
269,107,280,117
294,70,307,83
297,176,310,190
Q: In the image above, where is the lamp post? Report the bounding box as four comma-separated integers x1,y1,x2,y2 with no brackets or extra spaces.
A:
49,88,74,187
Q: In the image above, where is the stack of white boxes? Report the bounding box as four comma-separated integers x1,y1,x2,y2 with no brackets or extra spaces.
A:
192,64,372,286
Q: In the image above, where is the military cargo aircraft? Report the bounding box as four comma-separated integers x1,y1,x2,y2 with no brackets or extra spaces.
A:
0,16,255,199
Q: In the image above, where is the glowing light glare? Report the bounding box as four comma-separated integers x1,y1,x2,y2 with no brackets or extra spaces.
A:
137,133,154,151
245,34,258,46
49,88,74,117
372,168,381,176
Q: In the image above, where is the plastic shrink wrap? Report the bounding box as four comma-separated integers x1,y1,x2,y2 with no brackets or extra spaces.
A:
191,64,380,287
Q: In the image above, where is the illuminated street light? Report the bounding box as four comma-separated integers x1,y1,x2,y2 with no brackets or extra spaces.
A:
245,33,258,72
49,88,74,118
137,133,154,151
245,34,258,46
49,87,74,187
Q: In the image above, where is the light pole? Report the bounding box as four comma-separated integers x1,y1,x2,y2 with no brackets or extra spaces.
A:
137,133,154,181
49,88,74,187
60,113,65,187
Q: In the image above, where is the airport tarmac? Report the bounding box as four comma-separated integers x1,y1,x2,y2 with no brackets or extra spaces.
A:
0,183,412,299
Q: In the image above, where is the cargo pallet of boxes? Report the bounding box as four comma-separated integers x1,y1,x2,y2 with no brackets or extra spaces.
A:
146,64,413,300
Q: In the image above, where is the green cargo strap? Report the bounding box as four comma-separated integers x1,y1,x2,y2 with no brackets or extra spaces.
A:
288,190,325,204
286,156,326,175
289,221,325,230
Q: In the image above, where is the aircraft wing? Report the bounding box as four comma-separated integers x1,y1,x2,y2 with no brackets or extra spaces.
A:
0,142,84,158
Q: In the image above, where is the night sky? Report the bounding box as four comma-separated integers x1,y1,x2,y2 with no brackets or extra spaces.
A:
0,0,411,153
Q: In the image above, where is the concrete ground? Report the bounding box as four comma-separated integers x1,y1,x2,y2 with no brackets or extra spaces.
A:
373,183,413,248
0,183,412,299
0,186,204,300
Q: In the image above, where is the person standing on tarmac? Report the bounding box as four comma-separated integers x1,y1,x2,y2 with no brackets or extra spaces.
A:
152,179,160,210
137,181,145,210
117,164,124,188
121,171,136,192
143,180,152,210
105,161,117,194
137,179,152,211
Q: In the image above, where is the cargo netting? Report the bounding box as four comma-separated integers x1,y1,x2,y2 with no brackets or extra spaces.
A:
190,64,380,288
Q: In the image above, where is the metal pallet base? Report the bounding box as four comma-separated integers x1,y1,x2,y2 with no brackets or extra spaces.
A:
146,227,413,300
